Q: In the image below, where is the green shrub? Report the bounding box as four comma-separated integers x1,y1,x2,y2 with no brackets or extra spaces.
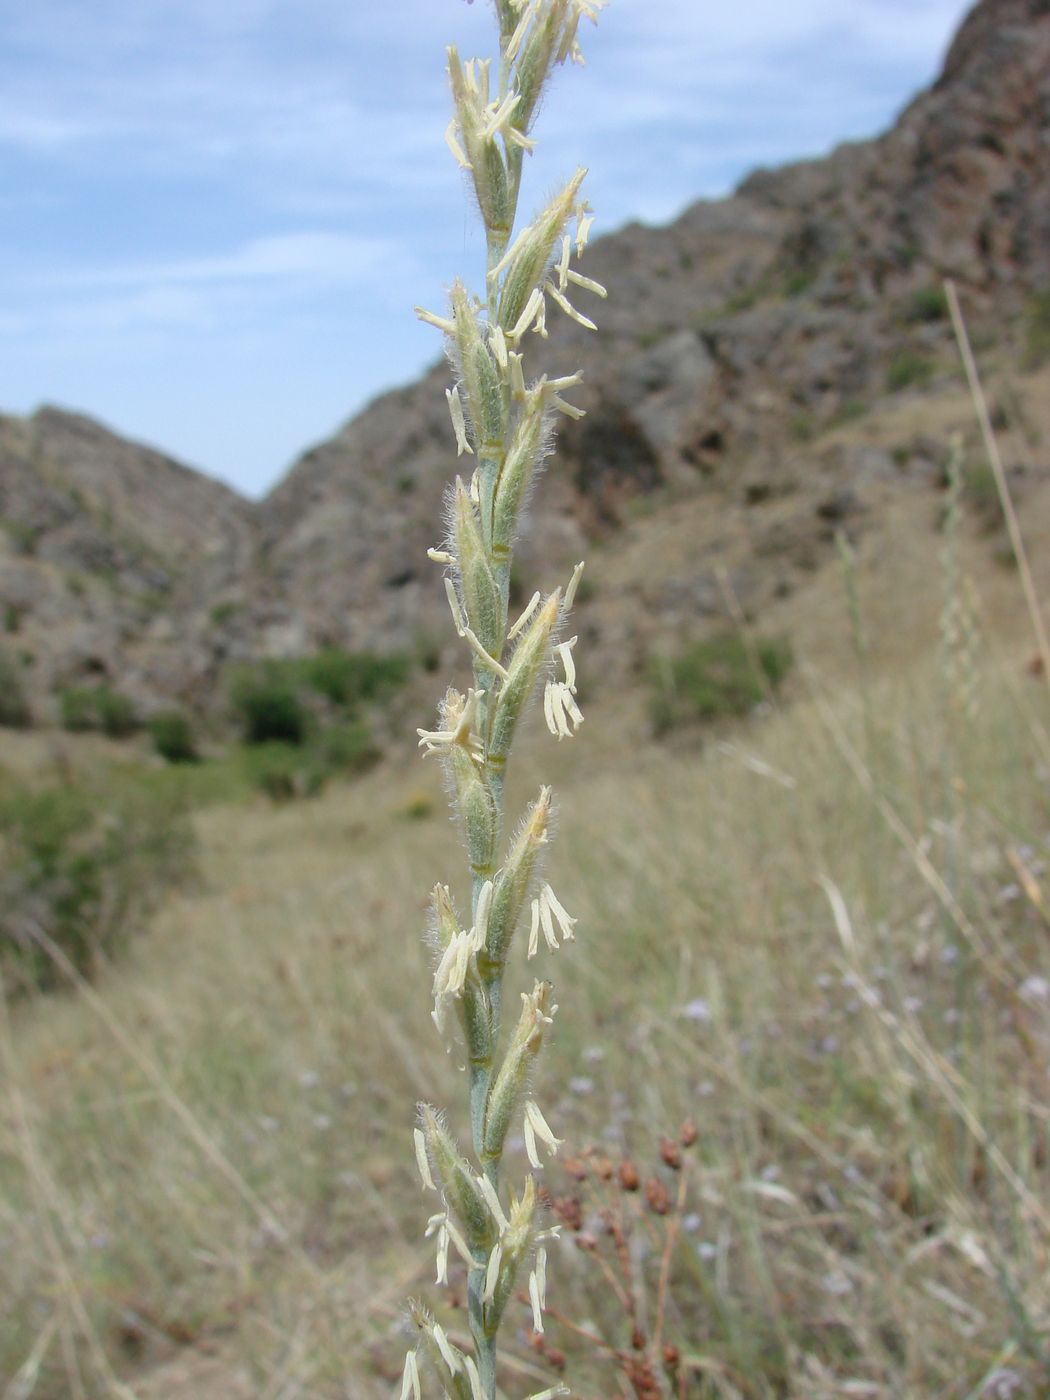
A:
648,632,794,734
242,720,380,803
59,689,95,732
0,781,194,993
148,711,199,764
0,649,30,729
782,268,815,298
904,286,948,324
301,648,409,708
832,398,868,426
231,671,307,746
1022,288,1050,369
886,350,935,393
3,520,39,556
59,686,139,738
788,411,817,443
242,742,312,802
963,460,1003,527
313,720,380,775
210,601,239,626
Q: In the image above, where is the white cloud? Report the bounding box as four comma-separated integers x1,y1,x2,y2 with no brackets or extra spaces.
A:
55,232,398,290
0,107,102,151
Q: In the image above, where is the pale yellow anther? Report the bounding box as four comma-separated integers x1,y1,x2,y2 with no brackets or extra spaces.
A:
563,561,585,611
507,286,545,341
557,234,572,291
399,1349,421,1400
416,305,456,334
509,591,541,640
567,267,607,298
446,386,474,457
444,118,472,170
545,278,597,331
414,1127,436,1191
484,1241,503,1302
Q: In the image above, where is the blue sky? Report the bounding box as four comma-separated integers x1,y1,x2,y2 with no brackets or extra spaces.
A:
1,0,973,497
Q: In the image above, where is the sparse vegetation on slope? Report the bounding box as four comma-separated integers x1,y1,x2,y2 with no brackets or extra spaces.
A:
648,632,793,734
0,778,193,995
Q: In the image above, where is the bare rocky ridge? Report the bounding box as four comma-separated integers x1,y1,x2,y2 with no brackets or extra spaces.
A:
1,0,1048,722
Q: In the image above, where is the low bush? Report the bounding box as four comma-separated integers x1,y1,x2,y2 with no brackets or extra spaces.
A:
230,648,410,744
231,671,307,746
886,349,935,393
649,631,794,734
0,649,31,729
301,648,409,708
0,780,194,993
1022,288,1050,368
242,742,314,802
313,720,380,776
243,720,380,802
59,686,139,738
148,711,200,764
904,285,948,324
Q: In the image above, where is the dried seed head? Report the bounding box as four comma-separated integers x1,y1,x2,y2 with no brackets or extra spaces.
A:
552,1195,583,1231
680,1117,698,1148
645,1177,672,1215
618,1159,640,1192
659,1136,682,1172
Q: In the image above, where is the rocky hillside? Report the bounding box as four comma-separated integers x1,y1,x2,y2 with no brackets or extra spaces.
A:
0,408,255,719
1,0,1048,724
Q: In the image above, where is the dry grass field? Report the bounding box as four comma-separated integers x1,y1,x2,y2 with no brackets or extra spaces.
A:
2,369,1050,1398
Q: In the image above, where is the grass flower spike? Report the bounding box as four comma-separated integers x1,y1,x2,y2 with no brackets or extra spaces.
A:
401,2,606,1395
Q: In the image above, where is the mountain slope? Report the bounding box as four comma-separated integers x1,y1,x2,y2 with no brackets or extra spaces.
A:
0,408,255,714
